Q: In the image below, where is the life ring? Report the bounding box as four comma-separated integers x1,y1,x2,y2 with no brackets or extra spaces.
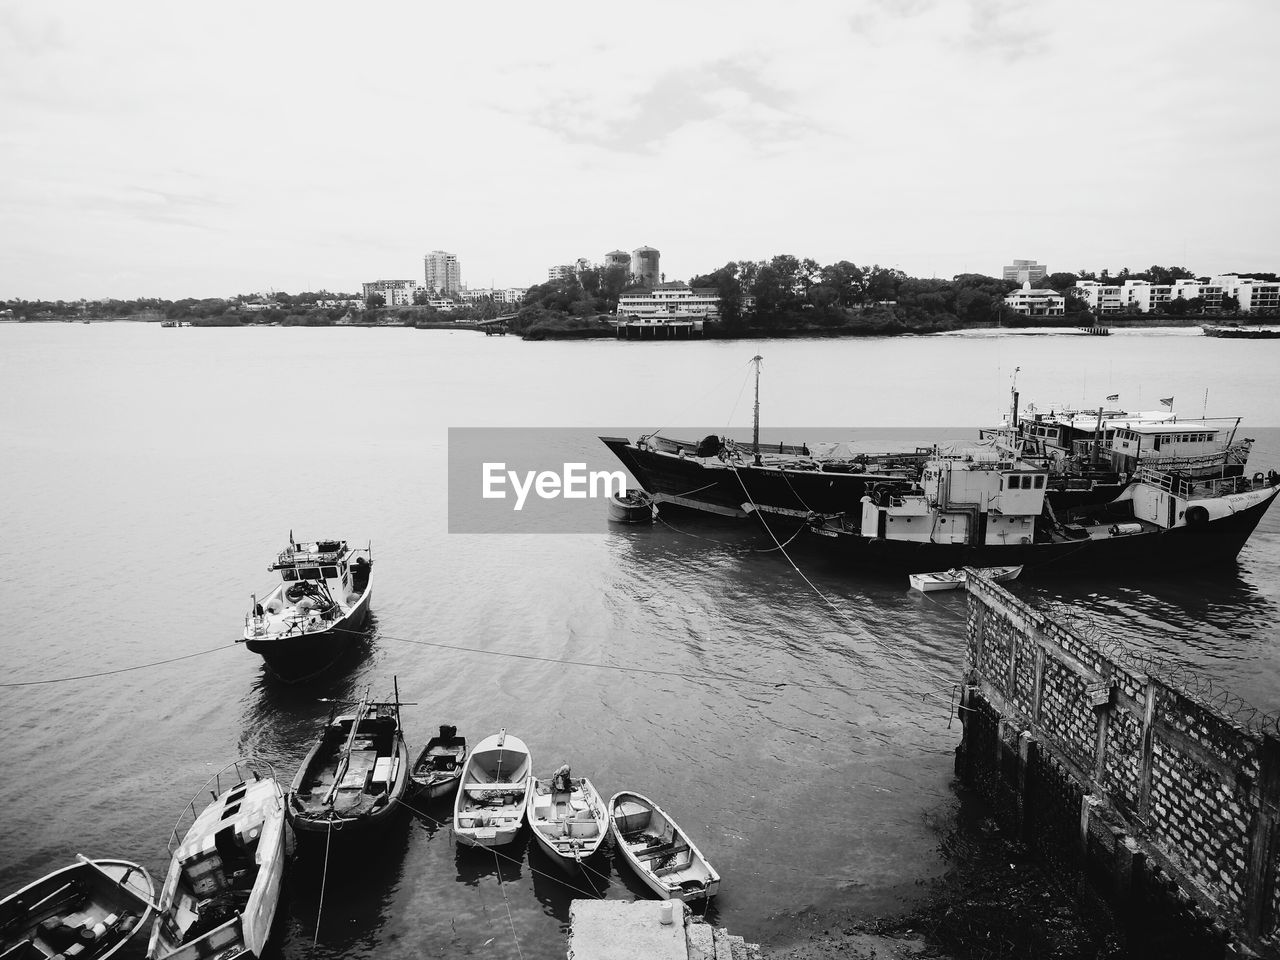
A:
1254,472,1265,485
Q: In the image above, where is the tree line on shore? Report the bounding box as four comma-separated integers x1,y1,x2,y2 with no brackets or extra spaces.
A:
4,261,1274,332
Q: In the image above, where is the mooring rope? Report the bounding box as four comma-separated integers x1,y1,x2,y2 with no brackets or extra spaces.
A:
492,847,524,960
0,642,238,687
314,819,333,944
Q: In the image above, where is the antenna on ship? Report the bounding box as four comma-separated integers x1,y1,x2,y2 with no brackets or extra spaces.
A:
751,355,763,466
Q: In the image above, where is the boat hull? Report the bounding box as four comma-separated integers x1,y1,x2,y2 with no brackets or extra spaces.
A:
244,585,372,683
810,486,1279,576
453,733,532,849
608,791,719,903
2,859,155,960
289,733,410,839
526,777,608,867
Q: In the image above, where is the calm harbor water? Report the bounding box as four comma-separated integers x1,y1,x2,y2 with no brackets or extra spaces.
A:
1,323,1278,959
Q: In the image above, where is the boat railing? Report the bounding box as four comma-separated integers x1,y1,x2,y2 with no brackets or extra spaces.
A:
1136,467,1265,500
165,758,282,855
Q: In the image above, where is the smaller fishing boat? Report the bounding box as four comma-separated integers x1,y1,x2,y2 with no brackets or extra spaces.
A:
908,565,1023,593
409,725,467,800
453,729,532,848
608,489,656,524
525,765,608,866
609,791,719,902
149,759,288,960
288,685,411,838
241,536,373,684
1,857,155,960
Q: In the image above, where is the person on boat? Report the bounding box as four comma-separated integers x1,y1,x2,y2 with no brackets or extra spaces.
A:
552,764,572,794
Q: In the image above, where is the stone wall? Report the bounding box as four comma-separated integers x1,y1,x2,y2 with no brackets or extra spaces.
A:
957,575,1280,959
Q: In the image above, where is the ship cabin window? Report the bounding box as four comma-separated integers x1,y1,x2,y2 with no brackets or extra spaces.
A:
1034,475,1045,489
299,566,321,580
282,568,298,581
322,566,338,579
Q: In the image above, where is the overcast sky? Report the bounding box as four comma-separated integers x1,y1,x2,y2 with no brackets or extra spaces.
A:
2,0,1277,301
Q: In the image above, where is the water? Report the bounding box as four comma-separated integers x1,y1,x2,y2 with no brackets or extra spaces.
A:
1,324,1278,958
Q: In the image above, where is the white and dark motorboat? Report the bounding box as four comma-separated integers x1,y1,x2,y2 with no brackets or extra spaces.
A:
409,725,467,800
287,688,410,838
453,730,532,848
241,537,373,683
1,857,155,960
525,765,608,866
148,760,288,960
908,565,1022,592
804,443,1280,576
609,791,719,902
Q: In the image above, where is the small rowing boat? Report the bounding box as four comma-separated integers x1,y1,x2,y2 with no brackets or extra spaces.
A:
453,729,532,848
608,791,719,902
288,686,410,838
1,857,155,960
526,765,608,866
908,565,1023,593
409,725,467,800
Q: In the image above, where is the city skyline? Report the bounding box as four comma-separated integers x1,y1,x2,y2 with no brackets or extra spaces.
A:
2,1,1278,301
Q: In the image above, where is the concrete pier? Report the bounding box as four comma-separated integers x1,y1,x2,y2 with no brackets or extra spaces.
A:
568,900,760,960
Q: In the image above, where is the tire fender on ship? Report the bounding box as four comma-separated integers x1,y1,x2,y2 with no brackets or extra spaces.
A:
1184,505,1210,528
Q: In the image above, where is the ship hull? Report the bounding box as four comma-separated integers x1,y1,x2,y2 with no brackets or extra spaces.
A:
806,487,1278,576
600,436,922,518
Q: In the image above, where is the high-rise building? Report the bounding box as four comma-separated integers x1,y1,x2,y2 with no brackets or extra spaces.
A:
1003,259,1047,284
424,251,461,295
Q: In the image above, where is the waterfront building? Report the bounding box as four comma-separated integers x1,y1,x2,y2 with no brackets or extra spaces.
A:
1214,275,1280,312
1004,283,1064,317
362,279,418,306
617,282,719,319
424,251,461,295
1071,280,1124,314
1003,259,1047,285
461,287,528,306
630,246,660,286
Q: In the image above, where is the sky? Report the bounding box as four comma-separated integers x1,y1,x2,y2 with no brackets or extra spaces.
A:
2,0,1278,301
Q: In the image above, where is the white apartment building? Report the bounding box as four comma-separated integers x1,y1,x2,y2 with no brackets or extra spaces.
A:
1215,275,1280,312
461,287,528,306
362,279,417,306
424,251,461,295
1004,283,1064,317
617,282,720,319
548,264,576,281
1074,278,1242,313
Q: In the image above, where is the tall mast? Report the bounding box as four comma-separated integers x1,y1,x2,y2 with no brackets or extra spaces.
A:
751,355,763,466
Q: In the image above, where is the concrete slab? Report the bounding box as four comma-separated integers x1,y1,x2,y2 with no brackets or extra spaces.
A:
686,921,715,960
569,900,687,960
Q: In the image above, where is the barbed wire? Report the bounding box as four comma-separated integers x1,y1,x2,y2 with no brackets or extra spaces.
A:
1033,599,1280,739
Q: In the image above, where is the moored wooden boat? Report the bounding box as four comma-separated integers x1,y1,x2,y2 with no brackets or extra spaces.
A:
149,759,288,960
908,565,1022,592
1,857,155,960
453,729,532,848
287,688,410,838
608,791,719,902
525,766,608,866
241,537,373,684
608,489,656,523
409,725,466,800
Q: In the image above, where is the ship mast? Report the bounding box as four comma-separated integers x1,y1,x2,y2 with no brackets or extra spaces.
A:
751,355,763,466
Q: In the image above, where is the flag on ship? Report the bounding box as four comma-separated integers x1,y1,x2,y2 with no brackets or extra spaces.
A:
1106,394,1119,401
1160,397,1174,407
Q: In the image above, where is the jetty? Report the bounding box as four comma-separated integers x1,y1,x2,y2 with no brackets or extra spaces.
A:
614,318,705,339
956,574,1280,959
567,900,758,960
